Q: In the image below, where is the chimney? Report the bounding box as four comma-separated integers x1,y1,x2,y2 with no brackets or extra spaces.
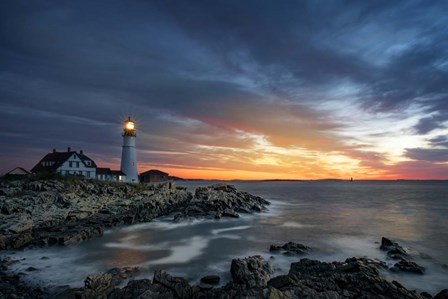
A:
80,150,83,155
53,148,56,153
67,147,71,152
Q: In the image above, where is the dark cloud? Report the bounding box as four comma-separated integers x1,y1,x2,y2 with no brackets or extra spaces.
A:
405,148,448,163
414,115,446,135
429,136,448,148
1,0,448,178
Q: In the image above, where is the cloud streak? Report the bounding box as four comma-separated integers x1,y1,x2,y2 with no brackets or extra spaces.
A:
1,0,447,179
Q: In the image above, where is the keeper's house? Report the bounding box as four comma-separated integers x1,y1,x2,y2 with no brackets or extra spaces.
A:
31,148,125,182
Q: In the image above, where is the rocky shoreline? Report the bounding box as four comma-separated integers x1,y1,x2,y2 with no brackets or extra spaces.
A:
1,177,447,298
2,239,447,299
0,177,269,250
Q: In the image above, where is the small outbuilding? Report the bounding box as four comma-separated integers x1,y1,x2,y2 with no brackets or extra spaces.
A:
139,169,169,183
4,167,30,177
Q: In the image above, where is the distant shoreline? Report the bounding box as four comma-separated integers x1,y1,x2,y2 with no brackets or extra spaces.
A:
177,178,448,182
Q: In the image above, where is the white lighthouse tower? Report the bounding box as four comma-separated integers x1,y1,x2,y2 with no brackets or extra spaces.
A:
120,117,139,183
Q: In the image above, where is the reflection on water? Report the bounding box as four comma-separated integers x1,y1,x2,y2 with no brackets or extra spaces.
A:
3,181,448,294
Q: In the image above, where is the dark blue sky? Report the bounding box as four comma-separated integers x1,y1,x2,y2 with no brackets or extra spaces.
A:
1,0,448,179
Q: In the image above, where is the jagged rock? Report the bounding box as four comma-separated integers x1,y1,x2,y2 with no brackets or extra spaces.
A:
200,275,220,284
84,272,113,295
153,270,193,298
0,177,193,250
270,241,310,255
107,267,140,286
6,216,33,234
0,256,43,299
230,255,274,287
174,184,270,220
284,257,425,298
380,237,409,260
9,254,446,299
392,259,425,274
2,233,33,249
435,289,448,299
222,208,240,218
1,203,14,214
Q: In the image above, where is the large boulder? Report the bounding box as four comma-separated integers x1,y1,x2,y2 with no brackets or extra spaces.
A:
281,257,425,298
230,255,274,287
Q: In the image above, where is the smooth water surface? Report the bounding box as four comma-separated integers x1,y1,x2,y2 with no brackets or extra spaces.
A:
5,181,448,294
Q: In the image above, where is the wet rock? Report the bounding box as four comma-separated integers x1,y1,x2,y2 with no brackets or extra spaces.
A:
380,237,409,260
421,291,433,298
285,257,426,298
380,237,396,250
107,267,140,286
200,275,220,284
0,256,44,299
270,241,310,255
153,269,193,298
435,289,448,299
392,259,425,274
268,274,297,289
179,184,269,220
84,272,113,295
6,216,33,234
2,233,33,249
388,247,409,260
222,208,240,218
230,255,274,287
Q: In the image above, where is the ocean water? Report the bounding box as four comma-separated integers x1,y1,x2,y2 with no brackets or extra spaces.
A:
4,181,448,294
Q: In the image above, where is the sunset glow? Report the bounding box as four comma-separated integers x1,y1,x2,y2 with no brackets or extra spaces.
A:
1,1,447,180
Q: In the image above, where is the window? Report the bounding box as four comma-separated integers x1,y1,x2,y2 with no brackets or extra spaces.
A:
69,162,73,168
76,162,79,168
86,172,90,178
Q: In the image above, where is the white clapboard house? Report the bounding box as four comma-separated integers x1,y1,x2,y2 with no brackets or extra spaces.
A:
31,148,125,182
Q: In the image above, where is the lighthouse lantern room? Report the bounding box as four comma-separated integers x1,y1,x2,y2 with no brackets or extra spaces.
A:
120,117,139,183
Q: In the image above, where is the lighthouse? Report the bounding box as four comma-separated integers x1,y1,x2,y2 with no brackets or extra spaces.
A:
120,117,139,183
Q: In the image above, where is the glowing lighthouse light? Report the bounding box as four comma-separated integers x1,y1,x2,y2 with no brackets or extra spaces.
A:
125,121,135,130
120,117,139,183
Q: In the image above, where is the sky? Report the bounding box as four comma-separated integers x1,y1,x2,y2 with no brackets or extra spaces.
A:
1,0,448,180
